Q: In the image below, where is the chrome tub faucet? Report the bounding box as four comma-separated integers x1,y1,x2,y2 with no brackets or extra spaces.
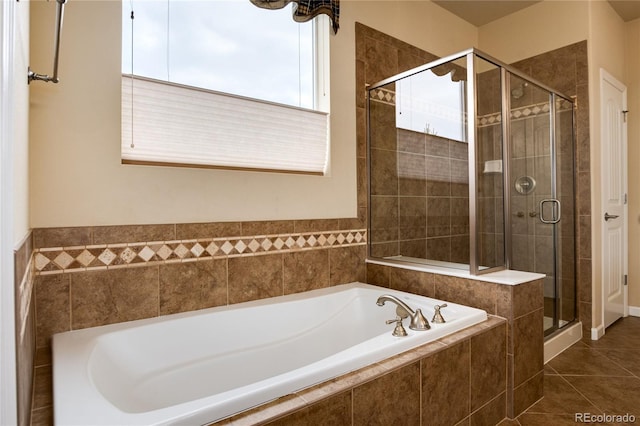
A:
376,295,431,331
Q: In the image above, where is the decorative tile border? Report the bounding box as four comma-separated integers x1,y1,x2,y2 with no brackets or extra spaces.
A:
369,87,396,106
34,229,368,275
370,87,574,129
479,98,574,127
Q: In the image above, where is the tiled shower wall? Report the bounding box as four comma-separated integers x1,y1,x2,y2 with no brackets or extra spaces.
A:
510,42,591,334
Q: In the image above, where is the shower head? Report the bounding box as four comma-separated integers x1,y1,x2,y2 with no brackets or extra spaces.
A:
511,82,528,99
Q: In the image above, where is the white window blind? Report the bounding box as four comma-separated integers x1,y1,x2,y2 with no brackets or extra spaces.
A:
121,75,330,174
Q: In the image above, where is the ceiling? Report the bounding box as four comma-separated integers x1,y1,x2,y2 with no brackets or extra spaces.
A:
432,0,640,27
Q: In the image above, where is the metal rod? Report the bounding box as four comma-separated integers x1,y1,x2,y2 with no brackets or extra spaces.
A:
28,0,66,84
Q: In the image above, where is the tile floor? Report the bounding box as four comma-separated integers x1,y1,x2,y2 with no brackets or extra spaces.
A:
500,316,640,425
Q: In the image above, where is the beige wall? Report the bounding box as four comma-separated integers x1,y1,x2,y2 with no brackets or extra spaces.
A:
29,0,477,228
14,0,30,246
478,1,589,63
587,0,626,331
626,18,640,308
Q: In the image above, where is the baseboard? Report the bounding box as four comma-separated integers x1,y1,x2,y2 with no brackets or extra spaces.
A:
628,306,640,317
591,324,605,340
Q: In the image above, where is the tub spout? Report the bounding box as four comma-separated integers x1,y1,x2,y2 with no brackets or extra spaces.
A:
376,295,430,330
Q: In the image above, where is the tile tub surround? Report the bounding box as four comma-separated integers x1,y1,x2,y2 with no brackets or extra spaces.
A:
30,219,367,425
33,220,367,348
14,232,35,426
366,262,544,419
214,316,507,425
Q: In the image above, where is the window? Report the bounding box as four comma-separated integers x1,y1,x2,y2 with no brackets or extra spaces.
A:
396,70,466,142
121,0,330,174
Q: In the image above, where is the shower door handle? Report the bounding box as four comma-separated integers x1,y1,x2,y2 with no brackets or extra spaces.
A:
604,212,619,221
539,199,561,224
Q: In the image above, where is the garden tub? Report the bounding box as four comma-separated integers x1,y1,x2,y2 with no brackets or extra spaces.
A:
53,282,487,425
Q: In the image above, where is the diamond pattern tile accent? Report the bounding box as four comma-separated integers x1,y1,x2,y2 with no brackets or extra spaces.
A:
120,247,137,264
34,253,51,270
174,244,189,259
33,228,367,274
191,243,205,257
77,249,96,267
138,246,156,262
98,249,117,265
53,252,75,269
156,245,173,260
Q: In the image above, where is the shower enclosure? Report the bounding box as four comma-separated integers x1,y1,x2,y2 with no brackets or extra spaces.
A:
367,48,576,337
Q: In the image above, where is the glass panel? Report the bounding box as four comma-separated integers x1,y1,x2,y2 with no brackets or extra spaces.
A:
475,56,504,270
368,56,470,270
555,94,577,330
507,74,557,334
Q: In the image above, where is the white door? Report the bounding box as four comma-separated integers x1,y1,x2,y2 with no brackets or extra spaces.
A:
600,68,628,329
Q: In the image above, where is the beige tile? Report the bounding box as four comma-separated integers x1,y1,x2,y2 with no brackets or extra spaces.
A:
422,340,470,426
32,365,52,409
470,392,506,426
517,413,578,426
329,245,366,285
513,371,544,417
293,219,341,233
33,227,92,248
389,268,434,297
283,249,330,295
353,362,420,426
547,345,632,377
70,266,159,329
267,391,351,426
513,309,544,387
35,346,52,367
434,276,498,315
512,279,544,319
241,221,294,236
366,263,390,287
370,147,398,196
471,322,507,411
228,254,283,304
175,221,242,240
35,274,70,347
226,393,306,426
92,224,175,244
364,36,398,87
564,376,640,417
159,259,227,315
525,375,599,415
338,207,367,230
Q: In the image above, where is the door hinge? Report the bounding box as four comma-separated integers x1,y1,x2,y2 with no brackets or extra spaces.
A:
625,193,628,205
624,274,628,286
623,110,629,122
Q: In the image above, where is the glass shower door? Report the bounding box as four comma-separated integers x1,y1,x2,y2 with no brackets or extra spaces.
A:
508,74,576,336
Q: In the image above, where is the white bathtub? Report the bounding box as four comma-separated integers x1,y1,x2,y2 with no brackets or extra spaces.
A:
53,282,487,425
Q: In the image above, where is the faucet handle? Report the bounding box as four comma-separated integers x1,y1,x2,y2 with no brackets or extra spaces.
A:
386,316,408,337
432,304,448,323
